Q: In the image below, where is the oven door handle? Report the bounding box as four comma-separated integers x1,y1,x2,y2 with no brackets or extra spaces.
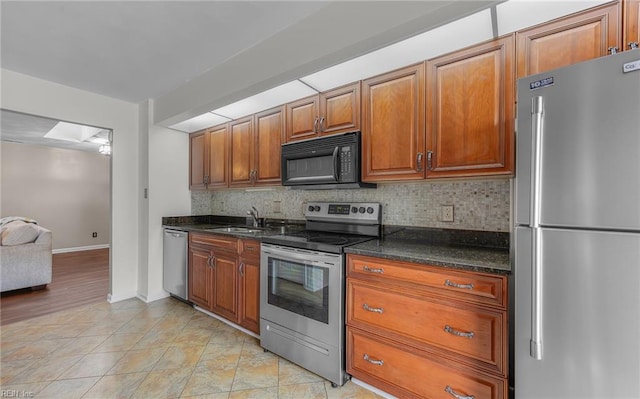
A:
261,246,340,267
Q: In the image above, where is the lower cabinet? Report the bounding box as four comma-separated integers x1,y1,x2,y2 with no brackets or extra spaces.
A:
346,254,508,399
188,233,260,334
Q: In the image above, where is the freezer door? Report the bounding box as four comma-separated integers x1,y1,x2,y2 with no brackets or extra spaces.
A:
514,227,640,399
515,49,640,230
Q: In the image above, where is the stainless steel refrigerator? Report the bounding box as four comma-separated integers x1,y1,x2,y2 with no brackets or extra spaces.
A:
514,49,640,398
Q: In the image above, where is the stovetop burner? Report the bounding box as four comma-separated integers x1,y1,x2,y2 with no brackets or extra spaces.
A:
261,201,382,253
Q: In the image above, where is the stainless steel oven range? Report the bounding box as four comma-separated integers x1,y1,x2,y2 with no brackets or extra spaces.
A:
260,202,382,387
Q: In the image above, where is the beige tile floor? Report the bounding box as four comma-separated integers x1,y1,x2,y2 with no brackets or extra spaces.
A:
0,297,386,399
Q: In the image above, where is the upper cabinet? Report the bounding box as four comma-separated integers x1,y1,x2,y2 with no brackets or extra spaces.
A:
253,106,285,186
229,107,285,188
362,63,425,182
624,0,640,49
189,124,228,190
516,2,621,78
426,35,515,178
229,117,254,187
285,83,360,142
189,131,207,190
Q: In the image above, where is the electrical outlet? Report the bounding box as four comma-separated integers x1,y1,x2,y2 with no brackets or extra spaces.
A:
92,232,98,238
441,205,454,222
273,200,282,214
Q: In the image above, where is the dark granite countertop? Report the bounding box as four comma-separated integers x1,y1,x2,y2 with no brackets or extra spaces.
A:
162,216,511,274
162,215,305,239
345,227,511,275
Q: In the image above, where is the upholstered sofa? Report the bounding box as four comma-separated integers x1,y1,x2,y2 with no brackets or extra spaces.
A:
0,219,52,292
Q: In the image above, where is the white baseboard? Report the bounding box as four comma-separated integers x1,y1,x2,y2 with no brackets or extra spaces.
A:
350,378,396,399
53,244,110,254
107,291,137,303
136,291,170,303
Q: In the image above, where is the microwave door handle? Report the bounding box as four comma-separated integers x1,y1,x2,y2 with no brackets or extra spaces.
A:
332,146,339,182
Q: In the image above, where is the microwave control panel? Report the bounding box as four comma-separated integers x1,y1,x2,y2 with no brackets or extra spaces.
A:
339,145,354,181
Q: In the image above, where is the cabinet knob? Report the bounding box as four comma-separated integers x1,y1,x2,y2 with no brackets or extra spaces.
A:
629,42,639,50
608,46,619,54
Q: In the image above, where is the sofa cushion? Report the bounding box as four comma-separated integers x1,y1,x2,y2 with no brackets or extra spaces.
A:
1,221,40,246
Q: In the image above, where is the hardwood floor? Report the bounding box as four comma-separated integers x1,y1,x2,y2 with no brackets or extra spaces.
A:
0,248,109,325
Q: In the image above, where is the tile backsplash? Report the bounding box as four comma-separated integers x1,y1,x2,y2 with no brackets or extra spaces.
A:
192,178,511,232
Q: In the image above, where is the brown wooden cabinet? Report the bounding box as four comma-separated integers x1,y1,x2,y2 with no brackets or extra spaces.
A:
188,245,213,309
188,232,260,334
229,107,284,187
361,63,425,182
346,254,508,399
426,35,515,178
189,124,229,190
285,83,360,142
624,0,640,50
238,239,261,333
516,2,621,78
229,117,253,187
253,107,285,185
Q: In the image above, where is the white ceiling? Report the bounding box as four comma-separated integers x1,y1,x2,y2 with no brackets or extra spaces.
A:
0,1,503,104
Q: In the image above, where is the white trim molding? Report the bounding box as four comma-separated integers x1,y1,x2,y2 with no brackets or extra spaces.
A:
52,244,110,254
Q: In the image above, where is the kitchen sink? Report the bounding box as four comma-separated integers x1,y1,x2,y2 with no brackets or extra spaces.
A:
206,226,264,234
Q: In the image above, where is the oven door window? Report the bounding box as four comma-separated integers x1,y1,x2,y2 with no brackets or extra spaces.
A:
267,257,329,324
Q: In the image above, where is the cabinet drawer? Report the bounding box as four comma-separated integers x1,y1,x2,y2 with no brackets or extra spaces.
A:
347,328,506,399
347,279,506,375
190,233,238,252
239,239,260,260
348,254,506,308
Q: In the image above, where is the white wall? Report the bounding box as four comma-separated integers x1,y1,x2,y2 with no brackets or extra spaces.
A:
1,68,139,302
1,142,110,250
137,100,191,302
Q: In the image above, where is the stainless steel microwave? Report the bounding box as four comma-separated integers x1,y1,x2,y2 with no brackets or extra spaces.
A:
281,131,375,190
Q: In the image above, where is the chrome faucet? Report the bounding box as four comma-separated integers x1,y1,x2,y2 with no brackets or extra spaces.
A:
247,206,260,228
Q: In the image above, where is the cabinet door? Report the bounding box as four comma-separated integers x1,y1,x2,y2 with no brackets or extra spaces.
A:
319,83,360,136
211,251,239,322
625,0,640,50
207,124,229,188
362,63,425,182
188,246,213,309
286,95,319,142
229,117,254,187
238,258,260,334
426,36,514,178
189,131,207,190
254,107,284,186
516,2,621,78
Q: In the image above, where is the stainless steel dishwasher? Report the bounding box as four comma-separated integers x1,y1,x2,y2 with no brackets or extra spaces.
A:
163,228,189,302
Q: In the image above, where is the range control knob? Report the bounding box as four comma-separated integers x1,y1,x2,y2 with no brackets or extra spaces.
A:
359,207,366,213
308,205,314,212
314,206,321,212
351,206,358,213
367,207,374,214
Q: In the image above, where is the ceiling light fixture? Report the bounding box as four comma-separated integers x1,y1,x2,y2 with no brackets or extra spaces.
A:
98,144,111,156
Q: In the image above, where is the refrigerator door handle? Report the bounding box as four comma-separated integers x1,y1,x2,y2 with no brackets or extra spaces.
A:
530,96,544,360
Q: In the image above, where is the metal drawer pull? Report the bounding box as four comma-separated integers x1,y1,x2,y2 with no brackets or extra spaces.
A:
445,386,474,399
363,304,384,314
444,325,474,339
444,279,474,290
363,265,384,274
363,354,384,366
